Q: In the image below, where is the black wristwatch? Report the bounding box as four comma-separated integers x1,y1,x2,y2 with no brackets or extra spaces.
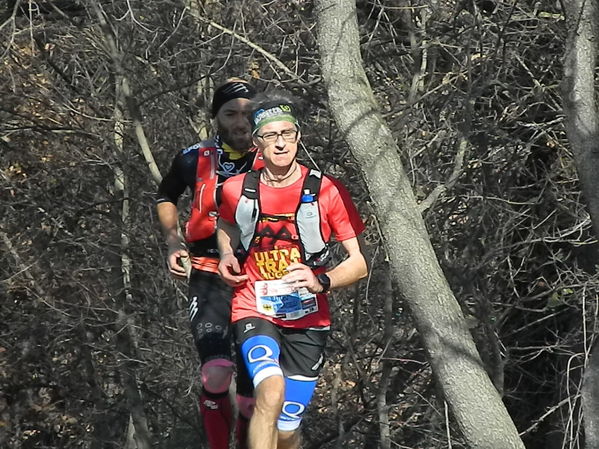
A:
316,273,331,294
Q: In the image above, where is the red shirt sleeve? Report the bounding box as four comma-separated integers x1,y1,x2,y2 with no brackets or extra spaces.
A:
321,176,365,241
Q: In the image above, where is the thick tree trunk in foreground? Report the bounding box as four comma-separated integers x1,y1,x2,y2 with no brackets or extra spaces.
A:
562,3,599,447
563,0,599,240
315,1,524,447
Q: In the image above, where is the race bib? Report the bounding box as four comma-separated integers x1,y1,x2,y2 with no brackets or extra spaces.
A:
254,279,318,320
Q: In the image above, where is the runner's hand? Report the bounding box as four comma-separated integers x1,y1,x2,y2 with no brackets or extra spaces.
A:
282,263,322,293
167,246,190,280
218,253,248,287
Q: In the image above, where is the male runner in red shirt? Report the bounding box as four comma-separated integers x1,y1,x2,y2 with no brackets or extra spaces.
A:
217,92,368,449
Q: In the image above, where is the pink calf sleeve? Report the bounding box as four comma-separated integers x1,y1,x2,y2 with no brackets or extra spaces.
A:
201,359,234,394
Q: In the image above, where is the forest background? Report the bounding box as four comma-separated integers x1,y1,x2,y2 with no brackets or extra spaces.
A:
1,1,598,448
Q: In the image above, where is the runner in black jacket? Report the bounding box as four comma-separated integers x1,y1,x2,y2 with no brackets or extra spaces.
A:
156,78,262,449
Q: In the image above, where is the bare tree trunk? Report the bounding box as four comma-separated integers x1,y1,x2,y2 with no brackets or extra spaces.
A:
111,77,153,449
562,3,599,447
562,0,599,239
77,323,117,449
315,1,524,447
88,0,163,185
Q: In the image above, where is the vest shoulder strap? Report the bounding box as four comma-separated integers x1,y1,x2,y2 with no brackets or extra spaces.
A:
194,142,218,181
242,168,323,199
241,169,261,200
197,140,217,157
302,169,323,197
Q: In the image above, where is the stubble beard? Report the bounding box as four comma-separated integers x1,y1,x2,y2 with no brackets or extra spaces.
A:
218,125,253,152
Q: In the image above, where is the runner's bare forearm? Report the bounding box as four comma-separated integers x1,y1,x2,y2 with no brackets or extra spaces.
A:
217,218,241,256
325,236,368,290
157,202,182,246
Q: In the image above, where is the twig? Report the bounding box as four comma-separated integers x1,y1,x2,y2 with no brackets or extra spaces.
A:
519,396,573,435
418,135,469,213
445,401,452,448
89,0,163,186
188,10,300,81
0,0,21,32
0,229,44,298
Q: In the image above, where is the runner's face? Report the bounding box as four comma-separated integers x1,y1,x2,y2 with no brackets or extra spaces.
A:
215,98,253,151
254,121,300,170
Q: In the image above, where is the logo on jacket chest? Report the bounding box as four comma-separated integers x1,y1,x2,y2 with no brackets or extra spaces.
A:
223,161,236,173
218,159,247,178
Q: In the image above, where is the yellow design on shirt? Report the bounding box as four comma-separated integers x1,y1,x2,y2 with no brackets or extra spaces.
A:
253,247,301,280
222,142,244,160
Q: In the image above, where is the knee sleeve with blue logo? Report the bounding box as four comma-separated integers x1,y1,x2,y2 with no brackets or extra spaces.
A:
278,375,318,431
240,335,283,386
240,334,318,431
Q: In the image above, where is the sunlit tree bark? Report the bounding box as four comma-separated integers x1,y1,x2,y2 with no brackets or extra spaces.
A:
315,0,524,446
562,2,599,447
563,0,599,239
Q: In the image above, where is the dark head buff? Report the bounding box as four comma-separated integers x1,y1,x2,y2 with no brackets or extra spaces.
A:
211,81,256,117
251,101,298,133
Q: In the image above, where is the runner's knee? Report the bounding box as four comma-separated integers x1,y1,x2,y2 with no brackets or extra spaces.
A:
201,359,234,394
236,394,255,419
255,376,285,413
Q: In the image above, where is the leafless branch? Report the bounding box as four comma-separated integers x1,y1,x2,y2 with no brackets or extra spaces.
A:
188,9,301,81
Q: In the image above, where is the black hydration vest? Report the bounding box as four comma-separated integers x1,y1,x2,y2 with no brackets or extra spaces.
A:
235,168,331,268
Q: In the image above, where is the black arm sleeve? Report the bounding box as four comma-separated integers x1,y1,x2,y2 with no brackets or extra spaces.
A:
156,148,198,205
